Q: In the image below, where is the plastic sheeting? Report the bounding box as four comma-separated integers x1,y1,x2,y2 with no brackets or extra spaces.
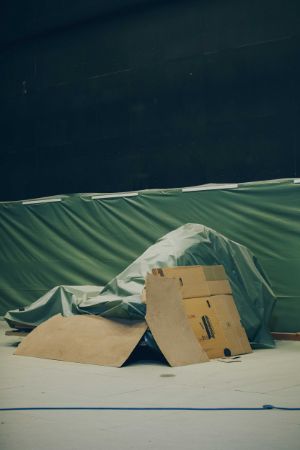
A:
5,224,276,348
1,179,299,332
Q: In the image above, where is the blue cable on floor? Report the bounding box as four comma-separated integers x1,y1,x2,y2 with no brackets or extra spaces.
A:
0,405,299,412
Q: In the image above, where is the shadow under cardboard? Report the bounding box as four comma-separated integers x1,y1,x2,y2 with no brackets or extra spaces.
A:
123,343,169,367
3,340,21,348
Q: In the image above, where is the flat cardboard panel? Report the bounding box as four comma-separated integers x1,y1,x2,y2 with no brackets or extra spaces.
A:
15,314,147,367
183,295,252,359
145,274,209,366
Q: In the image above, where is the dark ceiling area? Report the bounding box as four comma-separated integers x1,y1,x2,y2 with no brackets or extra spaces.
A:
0,0,299,200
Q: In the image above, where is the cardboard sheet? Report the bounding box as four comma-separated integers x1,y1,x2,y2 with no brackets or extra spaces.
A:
15,314,147,367
145,274,209,366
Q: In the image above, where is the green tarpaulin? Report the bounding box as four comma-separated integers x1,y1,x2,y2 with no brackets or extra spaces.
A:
0,178,299,331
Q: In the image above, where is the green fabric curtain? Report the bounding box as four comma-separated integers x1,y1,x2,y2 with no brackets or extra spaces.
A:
0,178,299,331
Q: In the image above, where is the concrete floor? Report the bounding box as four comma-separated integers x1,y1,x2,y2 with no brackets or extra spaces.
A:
0,320,299,450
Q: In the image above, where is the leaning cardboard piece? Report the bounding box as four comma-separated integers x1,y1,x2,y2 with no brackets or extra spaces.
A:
145,274,209,366
14,314,148,367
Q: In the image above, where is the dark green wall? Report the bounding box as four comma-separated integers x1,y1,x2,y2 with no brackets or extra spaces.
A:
1,0,299,200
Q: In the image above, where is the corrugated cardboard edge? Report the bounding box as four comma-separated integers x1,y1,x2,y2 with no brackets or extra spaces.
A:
15,314,148,367
145,274,209,366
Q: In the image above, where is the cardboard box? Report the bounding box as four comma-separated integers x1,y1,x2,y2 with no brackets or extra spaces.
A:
183,295,252,358
152,265,232,298
145,275,209,366
152,265,251,359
